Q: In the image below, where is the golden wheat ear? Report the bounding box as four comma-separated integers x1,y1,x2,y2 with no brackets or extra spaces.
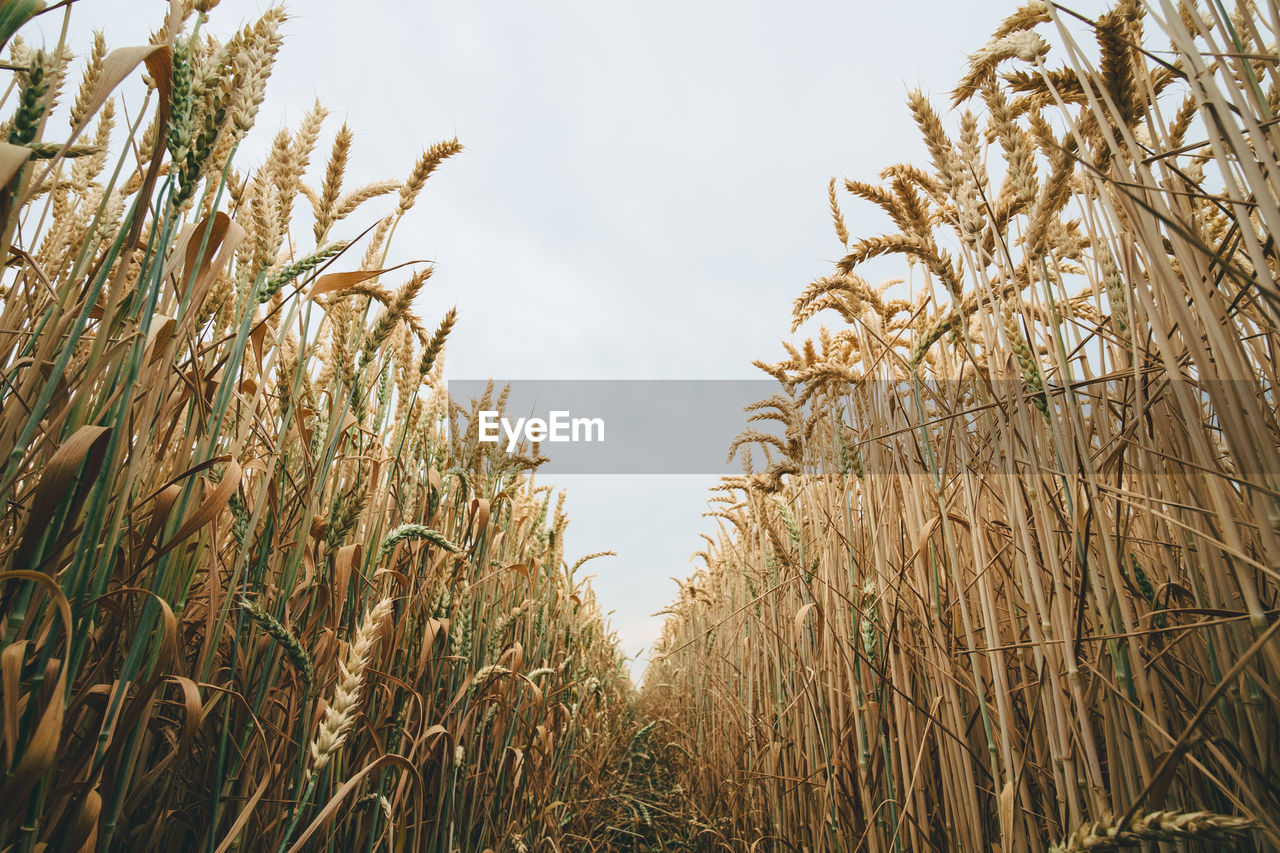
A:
309,597,393,775
1050,810,1256,852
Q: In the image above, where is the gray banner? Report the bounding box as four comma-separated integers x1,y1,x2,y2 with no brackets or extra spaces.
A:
445,378,1274,476
448,379,782,475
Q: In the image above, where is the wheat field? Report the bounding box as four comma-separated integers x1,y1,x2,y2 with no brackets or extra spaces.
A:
0,0,1277,850
645,0,1280,849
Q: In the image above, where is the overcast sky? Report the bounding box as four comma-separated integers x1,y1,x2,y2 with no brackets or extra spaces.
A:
39,0,1103,679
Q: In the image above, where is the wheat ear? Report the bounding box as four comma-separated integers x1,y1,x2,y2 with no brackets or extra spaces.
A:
239,596,314,686
309,597,394,775
1049,810,1255,852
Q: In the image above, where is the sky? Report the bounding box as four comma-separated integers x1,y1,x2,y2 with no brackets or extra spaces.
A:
34,0,1094,680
